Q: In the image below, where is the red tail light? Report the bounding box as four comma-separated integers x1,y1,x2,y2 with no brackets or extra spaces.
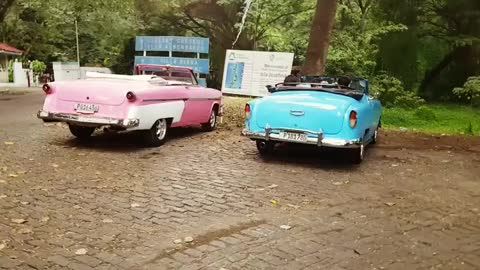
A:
349,111,358,128
126,91,136,102
245,104,251,120
42,84,52,94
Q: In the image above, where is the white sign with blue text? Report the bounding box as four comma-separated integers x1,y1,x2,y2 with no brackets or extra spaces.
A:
221,50,294,97
135,36,209,54
135,36,210,86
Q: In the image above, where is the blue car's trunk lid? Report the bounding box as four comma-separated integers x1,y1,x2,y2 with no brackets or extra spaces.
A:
255,91,355,135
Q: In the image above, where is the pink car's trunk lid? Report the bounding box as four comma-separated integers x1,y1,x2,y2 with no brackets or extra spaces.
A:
56,80,139,106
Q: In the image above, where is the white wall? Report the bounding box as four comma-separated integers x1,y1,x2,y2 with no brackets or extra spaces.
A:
53,62,112,81
52,62,80,81
13,62,30,87
80,67,112,79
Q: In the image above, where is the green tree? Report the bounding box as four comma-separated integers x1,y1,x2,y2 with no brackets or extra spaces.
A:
0,0,16,22
417,0,480,100
1,0,137,67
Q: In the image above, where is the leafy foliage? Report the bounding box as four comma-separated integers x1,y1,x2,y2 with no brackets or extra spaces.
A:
371,74,425,108
31,60,46,75
8,60,14,82
1,0,136,67
414,106,437,121
326,1,407,77
453,76,480,106
0,0,16,22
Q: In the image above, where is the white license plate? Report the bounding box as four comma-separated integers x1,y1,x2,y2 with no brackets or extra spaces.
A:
75,103,99,114
279,132,308,142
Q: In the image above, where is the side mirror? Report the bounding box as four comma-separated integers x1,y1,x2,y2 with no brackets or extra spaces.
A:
266,85,276,93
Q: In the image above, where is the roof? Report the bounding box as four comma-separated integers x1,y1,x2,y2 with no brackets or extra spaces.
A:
0,43,23,55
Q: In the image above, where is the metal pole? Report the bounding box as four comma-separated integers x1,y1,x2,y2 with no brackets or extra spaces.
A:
75,19,80,67
196,52,201,85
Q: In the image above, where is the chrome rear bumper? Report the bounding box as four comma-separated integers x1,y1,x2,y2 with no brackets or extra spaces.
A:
37,110,139,128
241,127,362,148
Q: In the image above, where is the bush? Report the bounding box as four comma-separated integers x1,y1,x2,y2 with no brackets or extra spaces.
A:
371,74,425,108
394,93,426,108
7,60,13,83
414,106,436,121
453,76,480,106
465,122,474,135
32,60,47,76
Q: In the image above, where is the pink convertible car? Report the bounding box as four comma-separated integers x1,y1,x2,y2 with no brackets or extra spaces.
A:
37,65,223,146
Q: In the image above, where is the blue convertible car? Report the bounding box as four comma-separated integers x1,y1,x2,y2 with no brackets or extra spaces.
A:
241,77,382,163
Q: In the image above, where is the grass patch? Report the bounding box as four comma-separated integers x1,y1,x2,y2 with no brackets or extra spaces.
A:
221,96,480,136
382,104,480,136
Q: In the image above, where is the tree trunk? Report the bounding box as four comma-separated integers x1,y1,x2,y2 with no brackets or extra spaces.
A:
0,0,15,23
302,0,338,76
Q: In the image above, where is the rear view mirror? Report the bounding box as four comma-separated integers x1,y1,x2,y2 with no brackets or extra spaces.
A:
266,85,276,93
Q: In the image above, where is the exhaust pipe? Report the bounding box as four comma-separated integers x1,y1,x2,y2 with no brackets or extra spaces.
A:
258,141,266,149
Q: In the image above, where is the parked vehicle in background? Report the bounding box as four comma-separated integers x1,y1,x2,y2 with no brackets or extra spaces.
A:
37,66,223,146
242,77,382,164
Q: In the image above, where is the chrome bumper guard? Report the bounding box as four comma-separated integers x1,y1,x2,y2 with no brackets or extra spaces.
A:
37,110,140,128
241,127,362,148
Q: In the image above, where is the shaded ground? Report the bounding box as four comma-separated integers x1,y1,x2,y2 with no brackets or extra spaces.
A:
0,92,479,270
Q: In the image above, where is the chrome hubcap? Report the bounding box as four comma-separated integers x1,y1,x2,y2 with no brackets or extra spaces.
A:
360,144,365,159
374,129,378,141
209,111,216,127
155,119,167,140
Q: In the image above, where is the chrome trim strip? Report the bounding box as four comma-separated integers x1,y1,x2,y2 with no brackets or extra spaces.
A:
37,110,139,128
241,128,361,148
142,98,187,102
290,110,305,116
142,97,221,102
187,98,222,101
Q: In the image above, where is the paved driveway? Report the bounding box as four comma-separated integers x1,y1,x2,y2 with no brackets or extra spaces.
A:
0,93,479,270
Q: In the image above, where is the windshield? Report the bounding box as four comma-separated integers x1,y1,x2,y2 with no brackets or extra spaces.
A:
141,69,198,85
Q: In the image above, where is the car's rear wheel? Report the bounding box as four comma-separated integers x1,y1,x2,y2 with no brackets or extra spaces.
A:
69,124,95,140
202,108,218,132
256,140,275,156
347,144,364,164
143,119,168,147
371,121,380,145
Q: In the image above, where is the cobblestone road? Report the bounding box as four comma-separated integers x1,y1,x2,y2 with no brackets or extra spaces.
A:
0,92,479,269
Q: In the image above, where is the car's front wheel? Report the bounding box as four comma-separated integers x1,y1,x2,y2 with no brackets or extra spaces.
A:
256,140,275,156
347,144,365,164
202,108,218,132
143,119,168,147
69,125,95,140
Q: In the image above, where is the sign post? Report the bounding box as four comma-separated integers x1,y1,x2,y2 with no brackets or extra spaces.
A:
221,50,294,97
134,36,210,86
